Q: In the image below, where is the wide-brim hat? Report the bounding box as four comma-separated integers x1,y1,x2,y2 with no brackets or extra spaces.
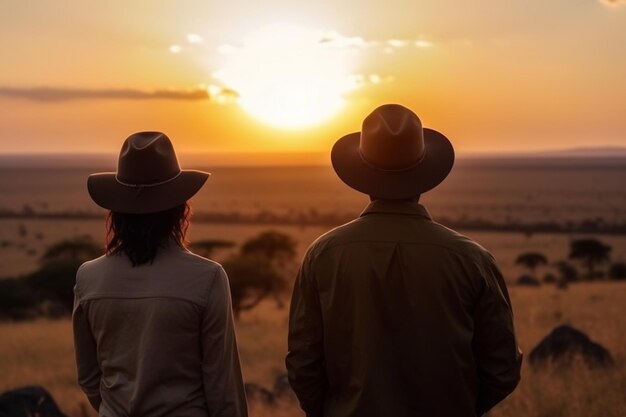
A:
88,132,209,213
331,104,454,199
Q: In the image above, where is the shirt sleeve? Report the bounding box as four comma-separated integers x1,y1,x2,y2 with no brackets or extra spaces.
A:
72,285,102,411
286,250,327,417
201,266,248,417
472,255,523,416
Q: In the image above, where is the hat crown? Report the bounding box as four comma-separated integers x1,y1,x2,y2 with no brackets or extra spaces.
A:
116,132,181,185
359,104,425,171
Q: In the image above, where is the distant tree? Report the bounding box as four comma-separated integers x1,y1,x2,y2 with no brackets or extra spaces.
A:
41,237,102,265
515,252,548,277
222,254,287,319
190,239,235,259
0,278,36,318
555,260,579,283
241,231,297,266
568,238,611,280
609,262,626,280
516,274,541,287
25,259,83,312
542,273,557,284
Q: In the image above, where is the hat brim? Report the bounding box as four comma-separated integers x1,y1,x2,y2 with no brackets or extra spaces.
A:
87,170,210,213
331,128,454,199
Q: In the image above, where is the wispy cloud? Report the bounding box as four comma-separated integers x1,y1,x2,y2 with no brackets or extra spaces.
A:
0,87,210,102
599,0,626,6
186,33,203,44
315,31,436,51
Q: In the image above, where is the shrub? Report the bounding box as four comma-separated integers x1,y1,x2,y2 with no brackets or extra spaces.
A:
0,278,36,318
41,237,102,265
609,262,626,280
555,260,579,283
516,274,541,287
515,252,548,276
25,260,82,313
543,273,557,284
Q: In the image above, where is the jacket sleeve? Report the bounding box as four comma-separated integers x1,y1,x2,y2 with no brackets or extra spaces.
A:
72,286,102,411
201,266,248,417
286,250,327,417
472,255,523,416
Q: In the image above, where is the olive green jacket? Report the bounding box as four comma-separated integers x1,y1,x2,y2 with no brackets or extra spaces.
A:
73,245,247,417
287,200,522,417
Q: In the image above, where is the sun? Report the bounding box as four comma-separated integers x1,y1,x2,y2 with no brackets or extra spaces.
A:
212,24,359,129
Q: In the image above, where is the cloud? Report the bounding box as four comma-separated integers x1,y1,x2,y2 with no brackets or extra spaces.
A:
387,39,408,48
414,39,434,48
318,31,372,49
599,0,626,6
0,87,210,102
207,85,239,103
186,33,203,44
316,31,435,51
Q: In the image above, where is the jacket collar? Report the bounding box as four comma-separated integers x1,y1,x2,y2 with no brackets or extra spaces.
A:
360,199,432,220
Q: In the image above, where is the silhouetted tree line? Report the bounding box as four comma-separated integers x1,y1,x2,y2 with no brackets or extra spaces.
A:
515,237,626,287
3,206,626,235
2,233,624,319
0,231,297,321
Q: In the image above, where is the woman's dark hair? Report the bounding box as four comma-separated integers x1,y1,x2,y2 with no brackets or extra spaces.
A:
106,203,190,266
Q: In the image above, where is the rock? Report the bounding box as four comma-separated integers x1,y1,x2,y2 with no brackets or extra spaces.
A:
0,386,68,417
529,325,613,368
244,383,276,406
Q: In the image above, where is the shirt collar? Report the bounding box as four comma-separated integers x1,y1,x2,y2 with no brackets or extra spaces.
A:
360,200,432,220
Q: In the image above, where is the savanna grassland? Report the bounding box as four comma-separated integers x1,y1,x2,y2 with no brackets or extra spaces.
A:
1,161,626,416
1,282,625,417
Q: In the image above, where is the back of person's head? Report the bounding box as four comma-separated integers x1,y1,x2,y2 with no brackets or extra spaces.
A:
105,203,190,266
87,132,209,266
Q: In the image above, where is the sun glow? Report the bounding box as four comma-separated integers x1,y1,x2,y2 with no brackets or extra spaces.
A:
212,24,359,129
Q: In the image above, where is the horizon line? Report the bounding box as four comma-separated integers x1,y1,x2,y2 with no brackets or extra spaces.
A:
1,147,626,169
2,144,626,157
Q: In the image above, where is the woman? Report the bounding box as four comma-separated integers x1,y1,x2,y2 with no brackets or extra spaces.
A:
73,132,248,417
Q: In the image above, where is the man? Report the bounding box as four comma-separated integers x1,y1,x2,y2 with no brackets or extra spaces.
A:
286,104,522,417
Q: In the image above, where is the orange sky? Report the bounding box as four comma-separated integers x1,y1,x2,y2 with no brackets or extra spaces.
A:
1,1,625,157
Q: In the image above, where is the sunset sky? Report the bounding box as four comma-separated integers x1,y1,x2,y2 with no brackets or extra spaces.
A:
1,0,625,158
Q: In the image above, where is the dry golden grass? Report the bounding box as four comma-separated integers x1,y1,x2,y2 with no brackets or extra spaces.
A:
0,282,624,417
0,319,95,417
491,282,626,417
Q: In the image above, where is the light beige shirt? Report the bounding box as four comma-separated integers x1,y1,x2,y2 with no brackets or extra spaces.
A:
73,244,248,417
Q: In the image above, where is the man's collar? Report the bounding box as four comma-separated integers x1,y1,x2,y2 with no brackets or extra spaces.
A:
360,200,432,220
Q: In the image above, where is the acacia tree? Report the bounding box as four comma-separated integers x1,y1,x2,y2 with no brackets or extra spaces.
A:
515,252,548,278
568,238,611,280
220,231,298,318
241,231,297,267
222,254,287,319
